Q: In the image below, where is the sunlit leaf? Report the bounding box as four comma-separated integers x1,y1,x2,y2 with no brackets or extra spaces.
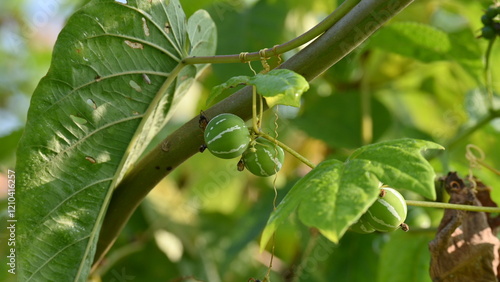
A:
260,139,442,249
16,0,216,280
250,69,309,107
206,69,309,107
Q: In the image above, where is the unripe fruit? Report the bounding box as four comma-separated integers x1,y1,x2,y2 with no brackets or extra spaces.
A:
485,6,499,19
242,137,285,177
481,26,496,39
204,113,251,159
365,187,407,232
349,214,375,234
481,14,493,25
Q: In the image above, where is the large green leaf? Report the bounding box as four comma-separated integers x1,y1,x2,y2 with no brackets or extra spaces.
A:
260,139,442,248
348,139,443,199
15,0,216,281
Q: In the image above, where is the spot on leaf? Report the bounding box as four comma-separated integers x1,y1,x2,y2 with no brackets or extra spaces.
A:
142,74,151,85
142,17,150,37
129,80,142,92
124,40,143,49
165,22,171,34
85,156,97,164
70,115,87,125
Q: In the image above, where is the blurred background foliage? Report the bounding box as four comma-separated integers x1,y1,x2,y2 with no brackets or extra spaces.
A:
1,0,500,281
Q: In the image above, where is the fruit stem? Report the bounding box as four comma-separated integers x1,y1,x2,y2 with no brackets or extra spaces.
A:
406,200,500,213
257,131,316,169
252,86,260,134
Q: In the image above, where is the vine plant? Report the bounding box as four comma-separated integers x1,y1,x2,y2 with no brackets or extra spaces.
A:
15,0,500,281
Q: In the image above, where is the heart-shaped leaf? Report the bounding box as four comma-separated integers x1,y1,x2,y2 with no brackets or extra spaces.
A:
260,139,442,249
16,0,216,280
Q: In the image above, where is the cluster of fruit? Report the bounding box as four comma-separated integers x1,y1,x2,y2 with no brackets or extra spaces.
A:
203,113,285,177
481,5,500,40
350,186,409,234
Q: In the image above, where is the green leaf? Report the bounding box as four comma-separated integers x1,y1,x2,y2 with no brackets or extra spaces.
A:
260,159,380,249
260,139,442,249
249,69,309,107
187,9,218,72
205,76,250,106
297,159,380,243
16,0,216,280
206,69,309,107
369,22,451,62
369,22,483,80
348,139,443,200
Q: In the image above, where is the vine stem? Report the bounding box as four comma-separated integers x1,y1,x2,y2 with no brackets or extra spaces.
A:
406,200,500,213
182,0,361,65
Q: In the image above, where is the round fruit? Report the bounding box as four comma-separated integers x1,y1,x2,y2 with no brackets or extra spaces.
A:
485,6,499,19
204,113,251,159
481,14,493,25
482,26,496,39
242,137,285,177
365,187,407,232
349,214,375,234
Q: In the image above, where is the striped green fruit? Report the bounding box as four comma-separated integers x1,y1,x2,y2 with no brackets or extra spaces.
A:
204,113,251,159
349,214,375,234
365,187,407,232
243,137,285,177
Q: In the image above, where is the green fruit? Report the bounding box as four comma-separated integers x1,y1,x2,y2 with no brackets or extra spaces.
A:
242,137,285,177
481,14,493,25
204,113,251,159
485,6,499,19
365,187,407,232
482,26,496,39
349,214,375,234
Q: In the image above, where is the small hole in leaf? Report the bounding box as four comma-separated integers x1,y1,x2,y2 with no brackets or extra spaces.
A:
115,0,127,4
70,115,87,125
86,99,97,110
129,80,142,92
